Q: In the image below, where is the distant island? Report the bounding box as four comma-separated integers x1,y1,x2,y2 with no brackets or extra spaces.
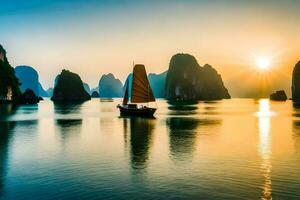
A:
4,43,300,104
148,71,167,98
20,88,41,104
270,90,287,101
0,46,232,103
98,73,123,98
165,53,230,101
91,91,100,98
83,82,92,95
15,65,49,97
51,69,91,102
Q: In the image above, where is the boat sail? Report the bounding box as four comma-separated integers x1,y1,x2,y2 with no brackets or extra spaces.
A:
118,64,157,117
131,64,155,103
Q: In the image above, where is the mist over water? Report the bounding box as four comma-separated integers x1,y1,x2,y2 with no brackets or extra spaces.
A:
0,99,300,200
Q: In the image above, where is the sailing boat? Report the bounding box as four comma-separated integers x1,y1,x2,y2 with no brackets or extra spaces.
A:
117,64,157,117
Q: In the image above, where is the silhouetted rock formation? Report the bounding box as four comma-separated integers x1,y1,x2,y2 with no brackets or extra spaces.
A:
148,71,167,98
51,69,91,102
38,83,49,97
91,86,99,94
270,90,287,101
20,89,40,104
123,71,167,98
54,74,60,87
83,82,91,95
0,45,21,103
98,73,123,98
91,91,100,98
15,66,49,97
292,61,300,102
47,75,61,97
15,66,39,95
47,87,54,97
165,53,230,101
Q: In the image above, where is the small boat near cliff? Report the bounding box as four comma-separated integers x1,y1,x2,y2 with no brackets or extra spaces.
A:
117,64,156,117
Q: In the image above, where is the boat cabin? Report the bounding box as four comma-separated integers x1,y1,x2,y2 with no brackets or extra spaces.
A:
127,104,137,109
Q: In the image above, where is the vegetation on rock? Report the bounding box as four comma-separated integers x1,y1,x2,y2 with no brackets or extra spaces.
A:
0,45,21,103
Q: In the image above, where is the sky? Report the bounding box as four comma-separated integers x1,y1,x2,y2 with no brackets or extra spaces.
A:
1,0,300,96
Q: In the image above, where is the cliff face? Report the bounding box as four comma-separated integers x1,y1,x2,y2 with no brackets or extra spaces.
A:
292,61,300,102
15,66,39,95
15,66,49,97
98,73,123,98
51,69,91,102
165,53,230,101
0,45,21,102
148,71,167,98
46,87,54,97
197,64,230,99
83,83,91,95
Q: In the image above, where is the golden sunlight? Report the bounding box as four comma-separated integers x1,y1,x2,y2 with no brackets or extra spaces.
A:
256,57,271,70
256,99,273,200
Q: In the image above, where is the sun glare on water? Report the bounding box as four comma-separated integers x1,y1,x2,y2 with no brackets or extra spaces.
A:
256,57,271,70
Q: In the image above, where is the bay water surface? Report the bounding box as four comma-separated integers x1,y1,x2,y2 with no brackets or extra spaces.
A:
0,98,300,200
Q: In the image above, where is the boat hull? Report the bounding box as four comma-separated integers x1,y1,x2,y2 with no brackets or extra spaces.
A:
117,105,156,117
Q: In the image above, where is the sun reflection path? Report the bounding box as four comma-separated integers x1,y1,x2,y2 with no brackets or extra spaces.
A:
255,99,274,200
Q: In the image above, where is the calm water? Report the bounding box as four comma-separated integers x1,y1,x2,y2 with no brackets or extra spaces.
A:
0,98,300,200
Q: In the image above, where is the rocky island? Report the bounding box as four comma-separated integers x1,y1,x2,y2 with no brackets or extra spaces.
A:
15,65,49,97
0,45,21,103
20,89,41,104
270,90,287,101
83,82,91,95
91,91,100,98
51,69,91,102
98,73,123,98
148,71,167,98
165,53,230,101
292,61,300,102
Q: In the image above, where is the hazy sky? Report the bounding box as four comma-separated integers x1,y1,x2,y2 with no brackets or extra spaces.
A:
1,0,300,96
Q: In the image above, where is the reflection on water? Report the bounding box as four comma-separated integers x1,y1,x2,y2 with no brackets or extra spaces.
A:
292,104,300,155
54,103,83,115
123,117,155,171
0,99,300,199
166,117,221,160
256,99,273,200
167,101,198,115
56,119,83,141
0,104,16,121
167,117,199,160
0,121,14,194
54,104,83,149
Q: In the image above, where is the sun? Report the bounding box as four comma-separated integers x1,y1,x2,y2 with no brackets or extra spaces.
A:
256,57,270,70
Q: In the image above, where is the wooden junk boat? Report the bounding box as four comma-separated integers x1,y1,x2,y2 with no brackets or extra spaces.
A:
117,64,156,117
